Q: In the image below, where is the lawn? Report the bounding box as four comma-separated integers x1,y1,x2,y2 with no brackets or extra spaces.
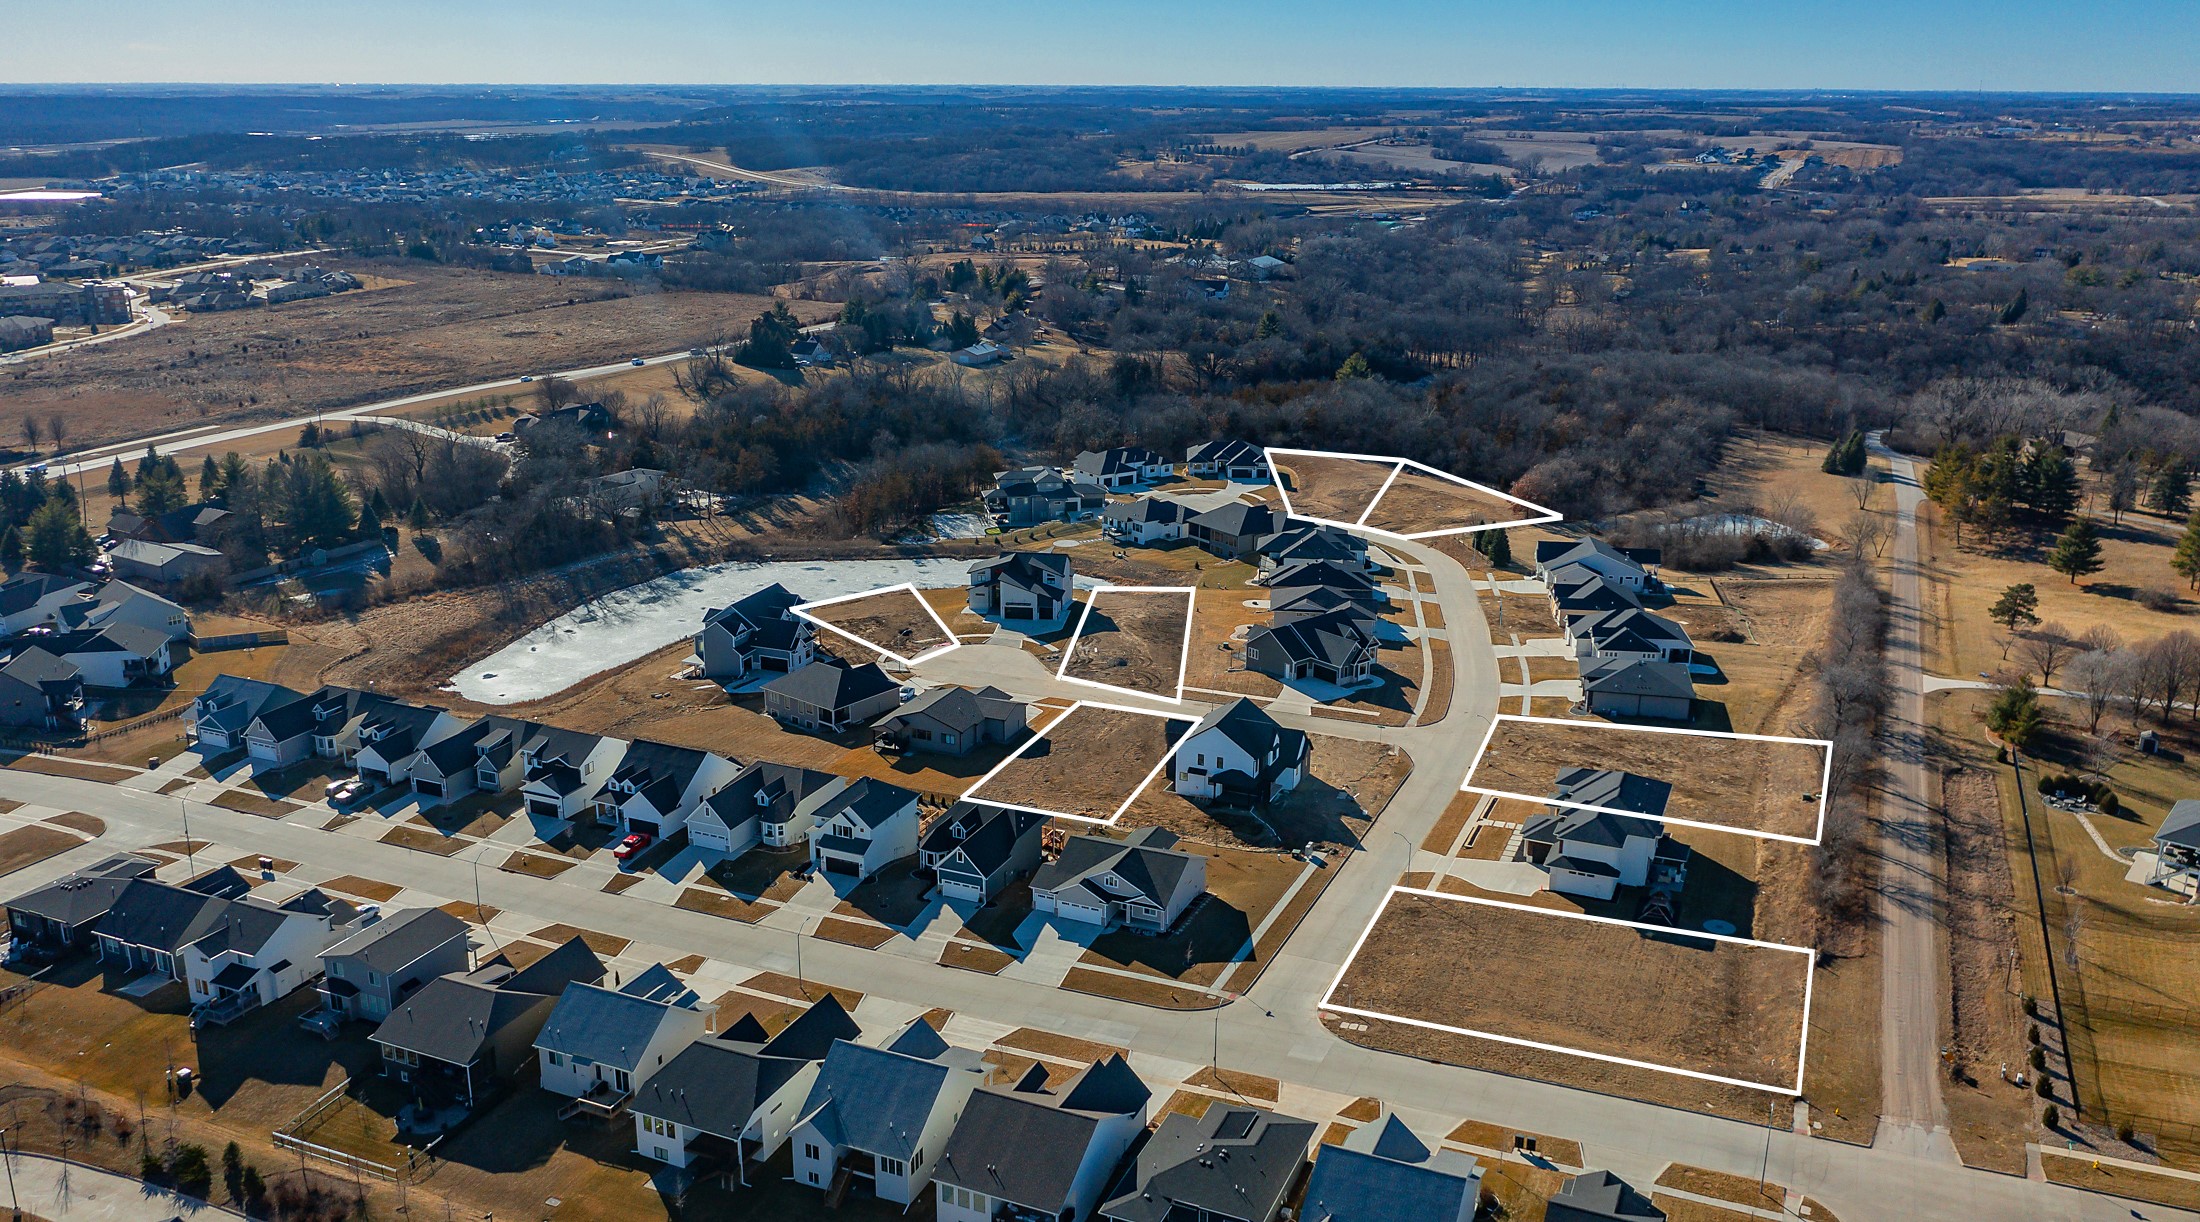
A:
1078,842,1305,988
0,825,86,875
499,850,577,879
212,789,301,818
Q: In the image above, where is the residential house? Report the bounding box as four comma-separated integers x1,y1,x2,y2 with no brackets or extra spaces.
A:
1258,524,1372,576
982,467,1105,528
1266,583,1383,632
2149,800,2200,889
951,340,1008,367
3,853,159,954
790,1018,987,1205
1580,657,1695,721
515,725,628,822
108,539,229,587
808,778,923,882
1548,569,1641,619
191,676,304,754
686,762,844,856
1186,502,1281,561
1566,607,1693,666
1184,439,1272,483
630,995,863,1181
1072,447,1172,491
351,701,467,789
1098,1104,1317,1222
967,553,1074,626
0,573,90,635
1244,608,1380,687
371,938,606,1108
1101,497,1188,546
93,871,355,1021
536,965,716,1113
1032,827,1208,934
1545,1170,1665,1222
763,660,904,734
1301,1108,1484,1222
873,685,1028,758
516,402,616,435
1534,539,1660,591
106,503,236,548
934,1056,1151,1222
1516,769,1689,902
918,802,1046,904
398,715,522,802
695,582,818,683
595,740,739,837
68,579,191,642
1173,697,1310,808
0,648,83,728
318,908,472,1022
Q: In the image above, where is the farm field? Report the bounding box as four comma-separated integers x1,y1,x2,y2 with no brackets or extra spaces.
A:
1059,586,1196,700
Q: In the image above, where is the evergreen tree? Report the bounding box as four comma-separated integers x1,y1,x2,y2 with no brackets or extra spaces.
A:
1481,526,1512,569
24,501,92,569
406,498,431,530
1335,352,1374,380
946,311,980,350
2026,448,2080,524
134,464,189,516
106,457,131,499
357,500,383,542
2173,510,2200,589
2047,517,2105,585
0,526,21,572
199,454,221,499
1988,583,2041,634
1922,297,1945,323
2150,464,2191,517
1986,681,2045,751
368,487,393,521
1998,287,2030,325
1256,309,1282,339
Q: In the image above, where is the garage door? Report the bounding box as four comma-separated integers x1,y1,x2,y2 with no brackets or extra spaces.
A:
689,826,728,854
822,856,860,876
626,817,659,836
412,778,444,797
527,798,562,819
940,877,986,904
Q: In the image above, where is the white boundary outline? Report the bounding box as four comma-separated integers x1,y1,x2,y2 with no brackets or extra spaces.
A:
1055,584,1199,704
791,582,964,667
1320,885,1816,1096
959,698,1200,827
1459,714,1836,846
1266,446,1563,542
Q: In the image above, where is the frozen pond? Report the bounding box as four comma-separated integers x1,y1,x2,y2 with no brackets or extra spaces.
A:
452,557,973,704
898,512,993,542
1695,513,1829,551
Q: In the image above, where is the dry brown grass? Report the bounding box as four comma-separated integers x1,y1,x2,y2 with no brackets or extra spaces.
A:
530,923,630,956
1361,467,1535,537
1331,891,1811,1089
499,850,577,879
0,825,84,875
966,703,1185,820
378,824,470,855
940,943,1014,974
320,875,402,902
1060,587,1195,698
1059,968,1221,1010
738,972,862,1011
1417,638,1454,725
997,1027,1125,1063
1275,453,1399,523
676,886,774,923
42,811,103,835
5,755,136,782
1445,1119,1585,1165
2040,1153,2200,1211
813,917,896,949
801,587,952,661
211,789,300,818
1466,718,1826,841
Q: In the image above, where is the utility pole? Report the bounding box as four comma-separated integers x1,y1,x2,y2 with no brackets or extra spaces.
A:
2,1126,19,1218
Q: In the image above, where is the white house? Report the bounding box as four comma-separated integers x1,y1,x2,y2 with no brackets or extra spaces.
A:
967,553,1074,627
351,703,468,789
1533,538,1659,591
592,740,739,838
808,778,923,882
1183,439,1272,483
1100,497,1187,546
535,966,715,1112
684,762,844,857
629,995,862,1180
0,574,90,636
1031,827,1207,934
1515,768,1688,901
933,1056,1151,1222
790,1019,986,1205
515,726,630,821
1173,698,1310,808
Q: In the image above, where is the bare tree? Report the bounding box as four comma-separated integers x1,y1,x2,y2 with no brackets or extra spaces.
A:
46,414,66,453
2064,649,2124,734
1849,471,1877,511
1844,509,1887,559
535,375,579,412
20,416,39,452
2017,622,2079,687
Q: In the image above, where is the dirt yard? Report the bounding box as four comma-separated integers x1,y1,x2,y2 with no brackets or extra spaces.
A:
1360,466,1539,537
1466,717,1827,841
799,587,953,662
1273,453,1400,523
1060,587,1195,699
965,703,1189,821
1329,890,1813,1090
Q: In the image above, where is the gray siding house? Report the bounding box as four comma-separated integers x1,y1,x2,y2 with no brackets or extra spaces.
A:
319,908,473,1023
874,685,1028,758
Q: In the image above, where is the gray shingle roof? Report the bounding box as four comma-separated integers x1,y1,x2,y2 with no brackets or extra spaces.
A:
935,1055,1148,1213
534,971,706,1072
2159,799,2200,851
1580,657,1695,701
798,1021,983,1161
4,853,157,928
1101,1104,1316,1222
762,660,899,711
1033,827,1199,909
920,801,1046,877
323,908,469,975
1303,1112,1482,1222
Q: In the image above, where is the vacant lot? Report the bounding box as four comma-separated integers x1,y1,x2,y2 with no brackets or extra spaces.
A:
1274,452,1399,523
1329,890,1812,1090
1465,717,1828,842
1360,466,1542,537
1180,591,1285,701
0,824,85,875
0,261,832,447
964,703,1190,822
798,586,954,663
1060,587,1195,700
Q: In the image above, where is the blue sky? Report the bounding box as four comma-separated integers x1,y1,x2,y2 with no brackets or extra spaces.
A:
11,0,2199,91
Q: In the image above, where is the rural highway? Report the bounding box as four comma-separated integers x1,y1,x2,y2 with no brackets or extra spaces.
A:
639,149,853,192
1869,432,1958,1161
0,532,2183,1221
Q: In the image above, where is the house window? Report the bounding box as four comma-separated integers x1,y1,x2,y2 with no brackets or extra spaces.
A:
384,1046,419,1067
879,1156,906,1177
328,961,344,979
941,733,957,747
804,1144,820,1162
547,1051,565,1067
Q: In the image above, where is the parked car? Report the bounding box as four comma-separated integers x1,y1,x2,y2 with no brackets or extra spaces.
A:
520,375,535,383
630,358,646,366
613,832,653,864
326,778,370,806
494,431,516,443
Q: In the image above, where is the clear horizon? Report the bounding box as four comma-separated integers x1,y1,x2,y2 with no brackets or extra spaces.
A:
5,0,2197,93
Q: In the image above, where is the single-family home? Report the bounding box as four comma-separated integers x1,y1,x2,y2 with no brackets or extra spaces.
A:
1566,607,1693,666
3,853,159,955
107,502,236,548
967,553,1074,626
2149,800,2200,889
1072,447,1172,491
516,402,616,434
763,660,904,734
1534,539,1661,591
1186,502,1281,561
919,802,1047,904
1184,439,1272,483
1262,558,1382,599
1517,769,1689,902
1548,569,1641,619
0,573,90,635
933,1055,1151,1222
1580,657,1696,722
191,676,304,754
630,994,863,1181
1245,608,1380,687
1258,524,1372,576
790,1018,987,1205
983,467,1106,528
318,908,472,1023
951,340,1009,367
1101,497,1188,546
695,583,817,682
873,685,1028,758
371,938,606,1108
0,648,83,728
1032,827,1208,934
1098,1104,1317,1222
71,579,191,641
1301,1108,1485,1222
237,686,350,769
1266,584,1384,632
686,762,844,856
808,778,923,882
1173,697,1310,808
516,725,629,821
394,715,515,802
108,539,229,587
179,886,361,1026
536,965,717,1114
594,740,740,838
1545,1169,1665,1222
350,701,466,788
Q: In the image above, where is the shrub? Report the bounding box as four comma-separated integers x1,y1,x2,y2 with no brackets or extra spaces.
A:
2028,1023,2041,1045
2137,586,2182,614
171,1143,213,1200
2030,1046,2046,1072
2044,1104,2061,1129
2118,1123,2137,1144
2036,1076,2053,1098
2023,994,2037,1017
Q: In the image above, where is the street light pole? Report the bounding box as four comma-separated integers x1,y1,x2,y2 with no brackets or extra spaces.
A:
177,797,196,876
2,1125,18,1217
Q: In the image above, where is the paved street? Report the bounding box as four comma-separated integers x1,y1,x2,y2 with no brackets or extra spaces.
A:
1,526,2190,1220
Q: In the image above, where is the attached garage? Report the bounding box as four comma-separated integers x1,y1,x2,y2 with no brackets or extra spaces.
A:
411,777,445,798
527,797,562,819
625,816,660,836
821,855,860,876
937,872,987,904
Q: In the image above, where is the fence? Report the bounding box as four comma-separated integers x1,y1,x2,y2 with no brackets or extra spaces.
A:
271,1077,434,1183
193,630,289,652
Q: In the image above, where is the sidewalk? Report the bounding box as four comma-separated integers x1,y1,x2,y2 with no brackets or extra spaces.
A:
0,1151,238,1222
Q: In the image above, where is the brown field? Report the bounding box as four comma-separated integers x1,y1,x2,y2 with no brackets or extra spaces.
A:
1465,717,1827,842
964,703,1188,821
0,825,84,876
0,261,833,449
320,875,402,902
1060,587,1195,699
1180,590,1285,700
1361,467,1539,537
1275,452,1401,523
799,587,953,662
1330,891,1812,1090
532,924,631,956
1124,734,1407,853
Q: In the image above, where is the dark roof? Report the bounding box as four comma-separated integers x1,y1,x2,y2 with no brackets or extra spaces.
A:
1,647,80,689
703,761,842,830
1188,698,1306,766
630,994,861,1138
920,801,1047,876
1545,1169,1665,1222
1553,766,1673,818
1536,538,1660,572
1073,448,1164,478
1250,609,1378,669
4,853,158,928
970,551,1073,587
748,992,862,1062
1033,827,1199,909
884,685,1025,736
1303,1113,1483,1222
935,1055,1150,1213
98,878,241,953
763,660,899,711
374,938,606,1065
799,1021,984,1161
1580,657,1695,701
536,971,705,1071
610,739,713,800
1189,501,1278,538
1263,559,1377,592
1102,497,1186,525
323,908,469,975
0,573,85,617
195,676,305,736
1186,439,1266,467
1570,607,1690,648
1101,1104,1316,1222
